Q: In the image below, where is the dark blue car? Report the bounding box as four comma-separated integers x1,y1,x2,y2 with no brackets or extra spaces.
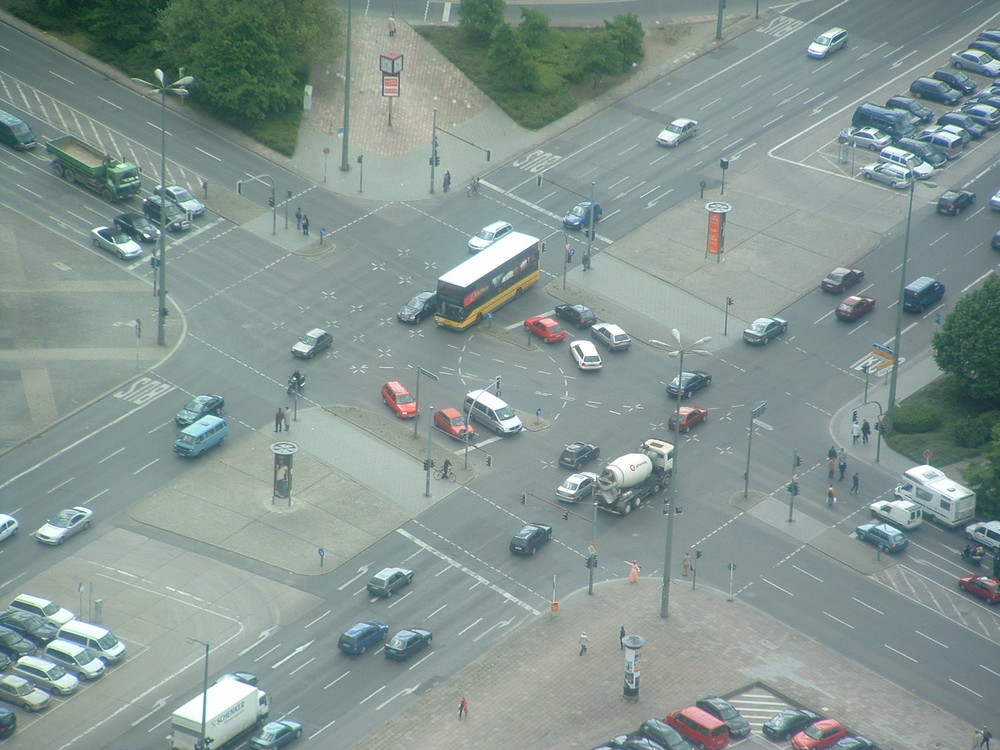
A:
563,201,603,230
338,621,388,655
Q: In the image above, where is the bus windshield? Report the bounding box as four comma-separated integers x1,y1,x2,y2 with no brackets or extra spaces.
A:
435,232,541,330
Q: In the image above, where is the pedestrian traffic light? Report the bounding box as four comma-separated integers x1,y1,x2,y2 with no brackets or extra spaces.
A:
584,553,597,569
434,154,441,167
852,410,858,422
794,452,802,467
787,482,795,494
792,482,799,496
356,154,363,164
695,550,702,559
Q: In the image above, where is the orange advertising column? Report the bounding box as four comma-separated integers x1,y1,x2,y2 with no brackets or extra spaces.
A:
705,201,732,263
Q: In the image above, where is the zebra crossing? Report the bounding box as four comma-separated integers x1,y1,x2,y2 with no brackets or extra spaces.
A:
757,15,808,39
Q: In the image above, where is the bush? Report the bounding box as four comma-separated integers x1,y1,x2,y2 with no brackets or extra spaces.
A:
893,402,942,434
955,411,1000,449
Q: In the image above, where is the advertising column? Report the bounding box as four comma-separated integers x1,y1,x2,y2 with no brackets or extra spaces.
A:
271,442,299,507
705,201,732,263
622,634,646,698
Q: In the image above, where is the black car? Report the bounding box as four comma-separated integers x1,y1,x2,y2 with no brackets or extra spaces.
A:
175,394,225,426
834,737,876,750
383,627,432,660
397,291,437,324
762,708,820,740
666,370,711,399
970,39,1000,60
992,229,1000,250
910,77,963,105
554,303,597,329
639,718,693,750
937,189,976,215
559,442,600,469
113,212,161,243
937,112,986,139
696,696,751,738
142,195,191,232
509,523,553,554
933,68,977,94
885,96,934,123
0,627,35,660
0,610,57,645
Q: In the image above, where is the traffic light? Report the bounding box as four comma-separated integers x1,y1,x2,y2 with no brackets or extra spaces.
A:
695,550,702,559
791,482,799,496
434,154,441,167
423,458,435,471
562,511,569,520
584,554,597,569
794,452,802,467
356,154,363,165
268,195,275,207
852,410,858,422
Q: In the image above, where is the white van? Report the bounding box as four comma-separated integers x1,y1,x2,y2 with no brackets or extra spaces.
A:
965,520,1000,553
879,146,934,179
894,464,976,527
464,390,522,435
13,655,79,695
9,594,75,627
43,639,105,680
869,499,923,530
57,621,126,663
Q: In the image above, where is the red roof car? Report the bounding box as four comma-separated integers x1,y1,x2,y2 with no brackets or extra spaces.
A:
381,381,418,418
669,406,708,433
524,316,567,343
958,575,1000,604
792,719,847,750
434,407,474,440
835,295,875,321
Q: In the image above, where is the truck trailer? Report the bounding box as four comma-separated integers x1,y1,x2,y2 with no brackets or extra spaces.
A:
169,678,269,750
594,438,674,515
45,134,141,201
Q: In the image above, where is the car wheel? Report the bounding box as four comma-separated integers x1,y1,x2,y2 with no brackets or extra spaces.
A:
762,336,768,345
955,62,964,70
361,645,367,654
868,143,879,151
863,172,873,180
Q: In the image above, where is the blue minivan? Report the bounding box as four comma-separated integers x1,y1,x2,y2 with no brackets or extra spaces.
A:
173,415,228,457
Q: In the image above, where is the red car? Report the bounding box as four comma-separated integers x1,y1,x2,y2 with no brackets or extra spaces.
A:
959,575,1000,604
669,406,708,433
381,381,418,418
524,316,567,343
835,295,875,321
434,407,474,440
792,719,847,750
821,267,864,293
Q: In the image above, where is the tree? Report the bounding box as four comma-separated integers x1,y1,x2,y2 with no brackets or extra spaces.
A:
87,0,165,47
487,22,539,91
518,7,550,49
933,274,1000,402
576,30,622,89
604,14,644,67
459,0,505,43
963,421,1000,519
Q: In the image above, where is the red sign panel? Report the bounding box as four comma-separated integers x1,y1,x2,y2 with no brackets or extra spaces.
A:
382,75,400,98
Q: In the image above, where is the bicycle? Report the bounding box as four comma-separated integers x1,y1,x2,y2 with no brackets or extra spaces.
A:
466,178,480,197
434,465,456,482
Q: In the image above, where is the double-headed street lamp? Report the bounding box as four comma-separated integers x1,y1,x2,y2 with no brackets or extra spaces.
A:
650,330,711,619
131,68,194,346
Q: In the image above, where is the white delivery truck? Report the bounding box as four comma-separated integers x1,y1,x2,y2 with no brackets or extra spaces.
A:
169,679,269,750
893,464,976,528
868,499,923,530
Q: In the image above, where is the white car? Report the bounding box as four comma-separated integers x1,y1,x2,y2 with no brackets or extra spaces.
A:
556,472,599,502
807,27,848,58
34,506,93,545
90,227,143,259
838,126,892,151
155,184,205,216
569,340,602,370
590,322,631,351
0,515,17,543
990,188,1000,210
467,221,512,253
860,163,913,189
950,49,1000,77
655,118,698,147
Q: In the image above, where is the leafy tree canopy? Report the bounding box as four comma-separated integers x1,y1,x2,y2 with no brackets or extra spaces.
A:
518,7,550,48
459,0,506,43
487,21,539,92
86,0,166,47
932,274,1000,402
605,14,644,66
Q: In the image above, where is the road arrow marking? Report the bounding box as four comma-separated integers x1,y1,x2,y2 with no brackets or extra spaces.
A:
271,640,314,669
338,564,372,591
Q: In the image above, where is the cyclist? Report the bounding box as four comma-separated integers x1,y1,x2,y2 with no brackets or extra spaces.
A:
441,458,452,479
469,176,480,195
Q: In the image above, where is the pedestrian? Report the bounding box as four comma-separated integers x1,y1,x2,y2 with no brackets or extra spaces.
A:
302,215,310,236
851,421,861,444
295,207,302,230
837,448,847,481
579,631,589,655
861,419,871,444
582,249,591,271
388,16,396,37
828,456,836,479
443,170,451,192
827,486,836,507
626,560,641,583
827,445,837,461
284,407,290,431
980,727,993,750
458,697,469,719
681,551,691,576
850,472,859,495
619,625,626,650
274,408,284,432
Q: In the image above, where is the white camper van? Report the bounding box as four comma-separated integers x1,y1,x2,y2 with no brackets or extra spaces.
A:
893,464,975,528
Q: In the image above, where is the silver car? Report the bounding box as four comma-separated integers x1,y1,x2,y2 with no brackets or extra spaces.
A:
838,126,892,151
950,49,1000,77
860,163,913,189
90,226,143,259
556,472,599,502
808,27,848,58
155,184,206,216
656,118,698,147
34,506,93,545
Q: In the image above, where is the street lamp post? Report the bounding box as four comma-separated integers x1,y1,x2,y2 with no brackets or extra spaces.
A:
885,180,916,434
131,68,194,347
186,637,209,750
413,366,439,438
650,330,711,619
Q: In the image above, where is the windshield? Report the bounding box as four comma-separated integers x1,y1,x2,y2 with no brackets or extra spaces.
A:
667,122,684,134
183,399,202,412
96,633,118,650
49,513,73,528
495,405,515,420
173,188,195,202
569,205,586,217
397,393,414,404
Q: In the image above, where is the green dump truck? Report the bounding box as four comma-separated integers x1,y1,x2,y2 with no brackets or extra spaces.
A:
45,135,141,201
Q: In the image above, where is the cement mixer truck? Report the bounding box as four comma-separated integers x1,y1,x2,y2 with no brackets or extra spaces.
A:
594,438,673,515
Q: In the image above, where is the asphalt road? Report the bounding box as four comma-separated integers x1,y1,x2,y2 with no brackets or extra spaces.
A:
3,0,1000,746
